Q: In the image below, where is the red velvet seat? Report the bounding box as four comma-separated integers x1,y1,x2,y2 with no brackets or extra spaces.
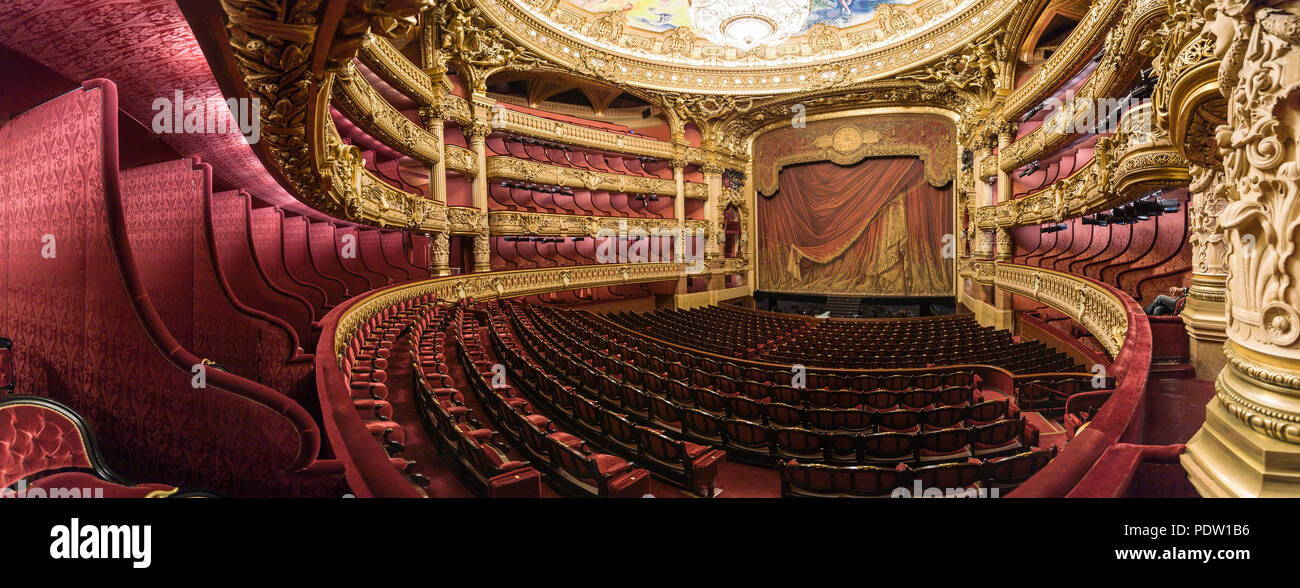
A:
860,432,918,465
916,427,973,464
983,446,1057,490
913,460,984,493
780,460,910,498
680,407,725,445
634,426,725,496
722,418,771,461
546,436,650,498
1,396,211,498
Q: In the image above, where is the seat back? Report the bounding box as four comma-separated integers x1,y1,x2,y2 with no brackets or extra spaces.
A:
0,396,100,488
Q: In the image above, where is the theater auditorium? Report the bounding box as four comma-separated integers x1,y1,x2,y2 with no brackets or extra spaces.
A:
0,0,1295,499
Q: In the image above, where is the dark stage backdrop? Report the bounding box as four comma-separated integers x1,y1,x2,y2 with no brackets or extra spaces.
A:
757,157,953,296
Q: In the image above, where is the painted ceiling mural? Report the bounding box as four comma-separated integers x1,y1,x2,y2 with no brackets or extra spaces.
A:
568,0,925,34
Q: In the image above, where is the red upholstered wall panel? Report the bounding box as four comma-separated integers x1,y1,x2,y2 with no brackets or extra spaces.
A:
381,231,430,280
309,222,369,297
283,214,347,305
0,82,339,496
120,159,313,402
210,190,317,349
251,206,329,316
358,229,407,282
335,226,388,289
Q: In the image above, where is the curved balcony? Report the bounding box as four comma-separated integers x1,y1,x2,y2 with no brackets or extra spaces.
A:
976,103,1189,228
958,260,1152,496
1001,0,1168,172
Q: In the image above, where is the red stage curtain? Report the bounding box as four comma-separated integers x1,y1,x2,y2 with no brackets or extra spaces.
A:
758,157,952,295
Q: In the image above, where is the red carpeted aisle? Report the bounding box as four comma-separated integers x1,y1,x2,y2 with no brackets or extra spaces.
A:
380,332,475,498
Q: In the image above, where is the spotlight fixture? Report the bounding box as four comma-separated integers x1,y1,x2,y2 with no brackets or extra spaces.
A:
1018,161,1041,177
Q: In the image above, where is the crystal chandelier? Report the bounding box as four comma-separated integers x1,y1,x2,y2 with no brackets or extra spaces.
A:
688,0,811,50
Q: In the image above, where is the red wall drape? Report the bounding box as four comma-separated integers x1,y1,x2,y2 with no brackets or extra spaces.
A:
758,157,953,295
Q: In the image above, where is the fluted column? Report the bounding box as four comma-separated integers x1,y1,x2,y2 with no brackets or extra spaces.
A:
1183,165,1230,379
672,157,686,263
464,119,490,214
1182,1,1300,496
420,106,448,205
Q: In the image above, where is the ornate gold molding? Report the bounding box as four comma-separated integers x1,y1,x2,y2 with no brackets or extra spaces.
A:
485,155,706,199
359,33,438,106
488,210,708,236
333,60,441,164
444,144,478,176
974,104,1189,228
752,113,957,195
999,0,1169,171
961,259,1130,356
478,0,1018,93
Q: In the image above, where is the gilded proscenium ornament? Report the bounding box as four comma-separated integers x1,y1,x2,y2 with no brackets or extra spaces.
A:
751,113,958,196
906,30,1009,106
435,0,542,94
484,156,706,199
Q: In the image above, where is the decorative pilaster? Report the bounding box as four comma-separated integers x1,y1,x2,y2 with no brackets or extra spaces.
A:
672,158,687,262
472,226,492,273
430,231,451,276
994,226,1012,262
1183,164,1230,378
1182,0,1300,497
701,161,724,261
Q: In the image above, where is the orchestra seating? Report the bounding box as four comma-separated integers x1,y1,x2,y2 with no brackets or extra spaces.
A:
780,446,1058,497
481,301,724,495
490,300,1039,468
608,305,1084,372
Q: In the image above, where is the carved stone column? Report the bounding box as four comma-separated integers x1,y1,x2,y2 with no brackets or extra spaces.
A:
672,157,686,262
973,228,996,260
1182,0,1300,496
472,226,492,273
430,231,451,276
465,104,492,214
701,161,723,262
1183,165,1230,379
995,123,1015,205
994,226,1013,262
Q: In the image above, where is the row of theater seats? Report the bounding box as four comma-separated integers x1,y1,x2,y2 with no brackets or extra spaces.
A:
480,304,726,496
489,180,674,217
609,305,1083,372
460,308,681,496
500,301,1038,467
525,304,981,414
338,296,433,491
780,446,1058,497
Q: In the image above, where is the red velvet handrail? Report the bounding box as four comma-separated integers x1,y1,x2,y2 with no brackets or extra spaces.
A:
1009,268,1151,497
